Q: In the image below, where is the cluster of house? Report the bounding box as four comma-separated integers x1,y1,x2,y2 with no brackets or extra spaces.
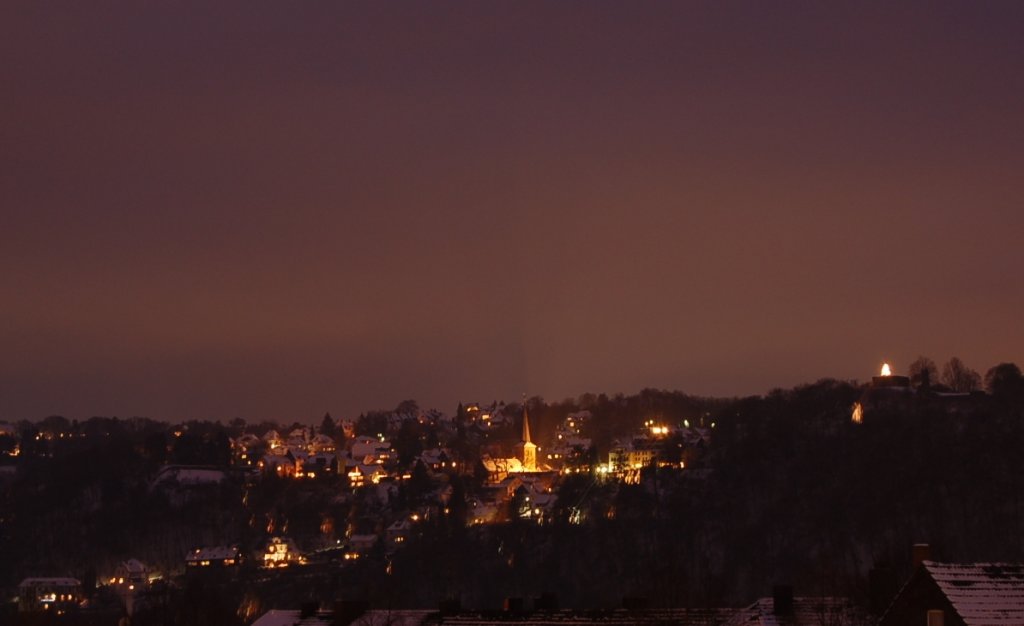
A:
222,403,716,531
15,559,154,615
461,402,517,429
181,523,421,583
607,420,711,469
248,548,1024,625
231,416,467,487
10,404,723,618
545,411,593,467
234,427,344,479
184,536,338,572
581,418,713,485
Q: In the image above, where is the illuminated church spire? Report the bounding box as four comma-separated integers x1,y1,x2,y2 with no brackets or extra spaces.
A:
520,403,537,472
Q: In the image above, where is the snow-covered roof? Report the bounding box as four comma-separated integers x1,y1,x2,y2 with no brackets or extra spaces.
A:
530,493,557,508
358,464,386,477
251,609,332,626
264,454,295,465
235,433,261,446
117,559,146,574
264,536,299,551
925,561,1024,625
349,534,378,547
419,448,450,464
387,519,411,532
482,456,522,473
560,436,592,449
18,577,81,588
723,596,870,626
438,608,735,624
471,502,499,523
349,611,433,626
153,466,227,486
186,546,239,562
252,609,433,626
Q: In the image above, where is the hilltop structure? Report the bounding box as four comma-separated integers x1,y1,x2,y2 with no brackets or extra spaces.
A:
852,362,984,423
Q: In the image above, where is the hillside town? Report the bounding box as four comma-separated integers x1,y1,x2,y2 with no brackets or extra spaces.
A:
2,359,1024,625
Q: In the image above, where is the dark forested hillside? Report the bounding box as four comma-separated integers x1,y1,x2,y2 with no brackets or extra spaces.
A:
379,379,1024,608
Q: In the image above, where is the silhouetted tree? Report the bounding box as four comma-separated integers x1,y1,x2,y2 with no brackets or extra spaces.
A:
81,566,97,599
400,460,431,511
395,399,419,416
986,363,1024,400
908,356,938,390
209,429,231,466
320,412,338,438
510,485,530,520
39,415,71,435
942,356,981,392
142,431,169,467
448,476,468,531
355,411,389,437
393,420,424,466
19,426,43,456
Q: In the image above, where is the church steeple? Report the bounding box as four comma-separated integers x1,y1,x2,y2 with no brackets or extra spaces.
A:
520,402,537,472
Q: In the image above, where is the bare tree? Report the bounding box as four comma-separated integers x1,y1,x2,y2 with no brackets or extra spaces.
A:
941,357,981,392
908,356,938,390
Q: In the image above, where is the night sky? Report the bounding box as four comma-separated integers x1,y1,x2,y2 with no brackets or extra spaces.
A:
3,2,1023,422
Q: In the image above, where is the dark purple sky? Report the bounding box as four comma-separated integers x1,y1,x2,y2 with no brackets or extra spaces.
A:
3,2,1023,422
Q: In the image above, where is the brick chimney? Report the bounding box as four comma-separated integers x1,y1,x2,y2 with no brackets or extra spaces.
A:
438,597,461,615
300,601,318,620
534,592,558,611
773,585,794,616
333,599,368,626
869,566,897,615
912,544,931,570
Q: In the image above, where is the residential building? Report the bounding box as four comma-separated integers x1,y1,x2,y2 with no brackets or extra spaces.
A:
881,561,1024,626
17,577,82,612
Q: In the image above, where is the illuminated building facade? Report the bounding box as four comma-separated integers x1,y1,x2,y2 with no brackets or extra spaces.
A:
516,406,537,472
186,545,242,569
17,577,81,613
262,537,301,568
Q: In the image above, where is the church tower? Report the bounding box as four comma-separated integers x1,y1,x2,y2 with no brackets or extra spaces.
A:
519,405,537,472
